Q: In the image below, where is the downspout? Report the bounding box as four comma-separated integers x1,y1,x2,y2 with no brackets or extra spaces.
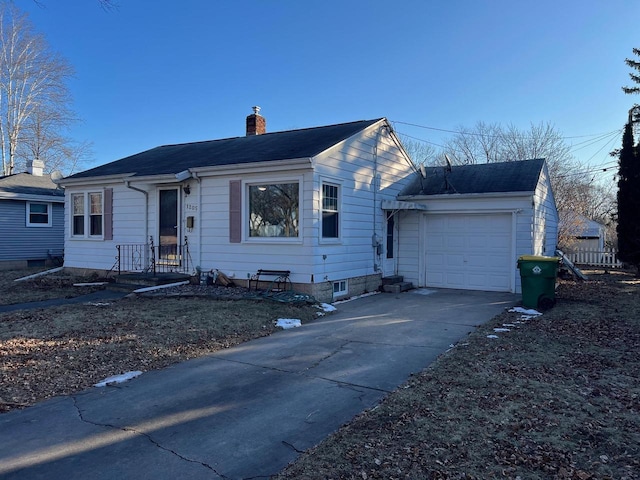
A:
125,180,149,244
191,172,202,270
371,124,386,273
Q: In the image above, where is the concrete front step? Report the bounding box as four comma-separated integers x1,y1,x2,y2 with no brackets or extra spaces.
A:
381,275,404,285
382,282,413,293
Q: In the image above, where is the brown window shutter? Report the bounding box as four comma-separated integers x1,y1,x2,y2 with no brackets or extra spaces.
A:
104,188,113,240
229,180,241,243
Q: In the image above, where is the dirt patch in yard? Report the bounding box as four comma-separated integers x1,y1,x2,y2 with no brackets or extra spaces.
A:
0,271,321,412
275,271,640,480
0,268,108,305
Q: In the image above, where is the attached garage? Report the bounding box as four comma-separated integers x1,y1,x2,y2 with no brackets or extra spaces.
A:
424,213,513,292
392,159,559,294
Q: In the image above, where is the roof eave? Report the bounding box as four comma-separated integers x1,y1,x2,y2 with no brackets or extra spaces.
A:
0,192,65,203
398,191,534,201
58,173,136,187
190,157,313,176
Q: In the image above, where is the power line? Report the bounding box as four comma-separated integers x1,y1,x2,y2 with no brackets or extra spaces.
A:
392,120,621,141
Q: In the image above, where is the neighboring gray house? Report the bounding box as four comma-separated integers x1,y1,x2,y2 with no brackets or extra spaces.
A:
0,160,65,269
390,159,558,294
565,214,606,251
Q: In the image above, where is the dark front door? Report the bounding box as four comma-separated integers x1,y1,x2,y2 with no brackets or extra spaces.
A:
159,188,179,262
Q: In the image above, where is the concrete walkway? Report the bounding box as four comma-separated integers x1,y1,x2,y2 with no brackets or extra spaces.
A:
0,288,517,479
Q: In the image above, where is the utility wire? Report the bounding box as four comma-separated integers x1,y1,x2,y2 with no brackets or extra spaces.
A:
392,120,621,141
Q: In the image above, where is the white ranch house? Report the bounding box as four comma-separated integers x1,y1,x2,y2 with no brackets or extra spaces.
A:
58,111,558,302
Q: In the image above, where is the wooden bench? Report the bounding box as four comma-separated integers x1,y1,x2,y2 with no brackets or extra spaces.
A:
249,269,291,293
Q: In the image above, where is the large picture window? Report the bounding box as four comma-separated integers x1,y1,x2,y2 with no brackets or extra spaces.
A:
322,183,339,238
248,182,299,238
26,202,51,227
71,192,103,237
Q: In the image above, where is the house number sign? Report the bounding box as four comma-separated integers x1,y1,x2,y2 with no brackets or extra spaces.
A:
186,204,198,211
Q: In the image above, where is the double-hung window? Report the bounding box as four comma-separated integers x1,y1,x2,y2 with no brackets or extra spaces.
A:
321,183,339,239
71,192,103,238
26,202,52,227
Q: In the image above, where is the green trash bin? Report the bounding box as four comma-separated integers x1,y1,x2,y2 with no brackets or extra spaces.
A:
517,255,560,310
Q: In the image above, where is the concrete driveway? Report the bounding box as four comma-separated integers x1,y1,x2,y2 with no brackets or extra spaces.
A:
0,288,517,479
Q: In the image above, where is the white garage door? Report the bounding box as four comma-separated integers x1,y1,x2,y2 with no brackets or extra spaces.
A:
424,214,512,291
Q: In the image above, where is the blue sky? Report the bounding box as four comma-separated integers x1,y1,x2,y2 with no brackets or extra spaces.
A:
17,0,640,184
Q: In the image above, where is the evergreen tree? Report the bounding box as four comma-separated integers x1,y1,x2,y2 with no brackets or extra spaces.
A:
616,108,640,274
622,48,640,95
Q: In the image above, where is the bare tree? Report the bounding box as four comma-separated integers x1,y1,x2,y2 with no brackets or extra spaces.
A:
442,121,503,164
0,2,78,176
398,136,440,166
438,121,610,250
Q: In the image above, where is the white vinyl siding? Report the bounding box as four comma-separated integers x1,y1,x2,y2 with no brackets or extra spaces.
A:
64,184,142,271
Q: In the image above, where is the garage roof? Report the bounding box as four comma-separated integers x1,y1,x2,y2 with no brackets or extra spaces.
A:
400,158,546,196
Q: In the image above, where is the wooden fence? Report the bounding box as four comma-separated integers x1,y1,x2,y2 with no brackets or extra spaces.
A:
565,248,624,268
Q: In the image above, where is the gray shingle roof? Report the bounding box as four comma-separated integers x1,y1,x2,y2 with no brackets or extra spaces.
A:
400,158,546,196
0,173,64,198
67,118,383,180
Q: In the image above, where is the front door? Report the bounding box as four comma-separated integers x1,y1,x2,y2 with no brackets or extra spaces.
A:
382,211,397,276
159,188,179,262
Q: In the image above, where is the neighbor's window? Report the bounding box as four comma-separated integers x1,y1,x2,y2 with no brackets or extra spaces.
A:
71,192,103,237
26,202,51,227
322,183,339,238
248,182,299,238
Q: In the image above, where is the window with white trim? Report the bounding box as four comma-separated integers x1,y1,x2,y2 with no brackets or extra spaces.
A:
322,183,339,238
333,279,348,297
71,192,103,238
248,182,299,238
26,202,52,227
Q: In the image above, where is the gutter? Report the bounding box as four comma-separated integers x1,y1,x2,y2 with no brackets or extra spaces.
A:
398,191,533,201
124,180,149,244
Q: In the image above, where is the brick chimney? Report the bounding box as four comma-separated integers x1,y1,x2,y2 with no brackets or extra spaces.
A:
27,159,44,176
246,106,266,136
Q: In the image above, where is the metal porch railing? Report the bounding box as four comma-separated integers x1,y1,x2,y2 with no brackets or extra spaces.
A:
116,236,191,275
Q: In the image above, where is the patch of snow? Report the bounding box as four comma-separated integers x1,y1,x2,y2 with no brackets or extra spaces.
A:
319,303,337,312
333,291,379,305
494,327,511,332
509,307,542,316
86,302,111,307
276,318,302,329
503,323,516,327
94,371,143,387
410,288,437,296
486,334,499,339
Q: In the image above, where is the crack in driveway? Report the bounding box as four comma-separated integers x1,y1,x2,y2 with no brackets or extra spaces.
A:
71,395,228,479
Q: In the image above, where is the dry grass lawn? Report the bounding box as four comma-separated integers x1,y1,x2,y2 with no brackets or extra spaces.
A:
0,267,107,305
0,268,319,412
